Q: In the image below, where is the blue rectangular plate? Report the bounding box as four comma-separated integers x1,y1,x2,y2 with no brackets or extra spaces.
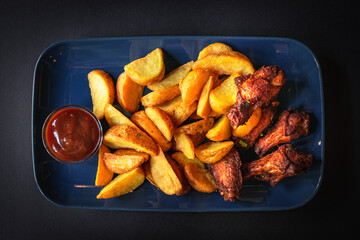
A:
32,36,324,211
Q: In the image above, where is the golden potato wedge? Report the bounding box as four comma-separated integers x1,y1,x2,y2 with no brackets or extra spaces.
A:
103,125,159,156
195,141,234,164
104,103,138,128
206,115,232,141
189,110,222,120
144,161,157,187
141,85,180,107
131,110,171,152
188,132,206,147
184,163,217,193
96,167,145,199
149,146,182,195
173,133,195,159
197,42,233,60
179,69,214,106
95,144,114,187
232,107,262,137
193,51,255,76
171,151,205,169
88,70,115,119
175,118,214,135
148,61,194,91
168,100,198,127
197,76,215,118
155,95,182,115
103,149,149,174
166,155,191,195
116,72,144,113
124,48,165,85
209,73,241,114
145,107,174,141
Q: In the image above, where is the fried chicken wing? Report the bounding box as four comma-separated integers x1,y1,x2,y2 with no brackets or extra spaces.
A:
207,149,242,202
254,108,310,156
233,101,279,151
227,66,286,129
242,144,312,186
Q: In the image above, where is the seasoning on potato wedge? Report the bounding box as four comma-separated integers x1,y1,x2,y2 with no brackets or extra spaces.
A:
88,70,115,119
96,167,145,199
131,110,171,152
173,133,195,159
184,163,217,193
124,48,165,85
103,149,149,174
103,124,159,156
175,118,214,135
195,141,234,164
95,144,114,187
116,72,144,113
104,103,138,128
171,151,205,169
197,42,233,60
141,85,180,107
206,115,232,141
145,107,174,141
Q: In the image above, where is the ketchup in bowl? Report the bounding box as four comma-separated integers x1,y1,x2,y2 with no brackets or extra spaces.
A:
42,105,103,164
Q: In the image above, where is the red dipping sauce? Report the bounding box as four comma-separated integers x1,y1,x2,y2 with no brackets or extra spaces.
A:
42,105,102,163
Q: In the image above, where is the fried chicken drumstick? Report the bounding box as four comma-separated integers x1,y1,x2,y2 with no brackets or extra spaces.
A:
254,108,310,156
242,144,312,186
207,149,242,202
227,66,286,129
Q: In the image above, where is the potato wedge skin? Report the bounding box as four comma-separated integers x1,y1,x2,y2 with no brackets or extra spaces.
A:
148,61,194,91
198,43,233,60
232,107,262,137
149,147,182,195
166,155,191,195
175,118,214,135
197,76,215,118
206,115,232,141
173,133,195,159
124,48,165,85
184,163,217,193
96,167,145,199
168,100,198,127
131,110,171,152
141,85,180,107
195,141,234,164
171,151,205,169
144,161,158,187
103,124,159,156
145,107,174,141
95,144,114,186
103,149,149,174
104,103,138,128
88,70,115,119
116,72,144,113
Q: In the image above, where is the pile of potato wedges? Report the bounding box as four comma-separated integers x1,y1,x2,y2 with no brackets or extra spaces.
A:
88,43,260,199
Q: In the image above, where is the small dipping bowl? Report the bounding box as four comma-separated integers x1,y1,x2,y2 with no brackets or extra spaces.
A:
42,105,103,164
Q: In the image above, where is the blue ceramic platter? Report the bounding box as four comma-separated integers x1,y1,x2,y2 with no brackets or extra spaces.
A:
32,36,324,211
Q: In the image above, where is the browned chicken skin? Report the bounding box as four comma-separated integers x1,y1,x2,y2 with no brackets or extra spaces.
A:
207,149,242,202
227,66,286,129
254,108,310,156
242,144,312,186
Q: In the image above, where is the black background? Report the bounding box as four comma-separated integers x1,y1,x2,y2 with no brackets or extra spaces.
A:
1,0,359,239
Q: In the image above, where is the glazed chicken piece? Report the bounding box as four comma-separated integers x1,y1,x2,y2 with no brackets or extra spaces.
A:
233,101,279,151
227,66,286,129
207,149,242,202
242,144,312,186
254,108,310,156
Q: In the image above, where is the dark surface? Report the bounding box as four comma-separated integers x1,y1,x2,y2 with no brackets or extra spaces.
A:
0,0,358,239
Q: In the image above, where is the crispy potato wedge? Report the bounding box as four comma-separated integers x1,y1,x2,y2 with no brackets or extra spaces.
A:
189,110,222,120
96,167,145,199
149,146,182,195
184,163,217,193
116,72,144,113
95,144,114,187
124,48,165,85
103,149,149,174
141,85,180,107
169,100,198,127
179,69,214,106
193,51,254,76
206,115,232,141
195,141,234,164
155,95,182,115
197,76,215,119
88,70,115,119
144,161,158,187
171,151,205,169
197,42,233,60
103,125,159,155
209,73,241,114
173,133,195,159
145,107,174,141
148,61,194,91
131,110,171,152
188,132,206,147
104,103,138,128
175,118,214,135
166,155,191,195
232,107,262,137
